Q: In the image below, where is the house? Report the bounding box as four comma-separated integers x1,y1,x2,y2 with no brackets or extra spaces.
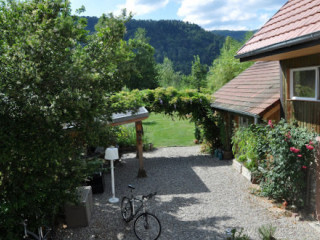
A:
235,0,320,220
212,61,280,153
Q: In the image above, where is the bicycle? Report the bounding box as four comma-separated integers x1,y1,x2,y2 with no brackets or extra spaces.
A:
22,219,51,240
121,184,161,240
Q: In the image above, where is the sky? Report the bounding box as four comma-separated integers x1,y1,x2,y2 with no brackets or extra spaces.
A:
69,0,288,31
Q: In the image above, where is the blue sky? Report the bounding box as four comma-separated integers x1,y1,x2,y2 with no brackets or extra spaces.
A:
70,0,288,30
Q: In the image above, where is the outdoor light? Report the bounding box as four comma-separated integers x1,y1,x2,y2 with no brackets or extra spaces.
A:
105,147,119,203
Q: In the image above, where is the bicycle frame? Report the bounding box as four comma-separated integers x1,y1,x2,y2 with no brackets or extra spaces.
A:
23,220,50,240
130,196,145,217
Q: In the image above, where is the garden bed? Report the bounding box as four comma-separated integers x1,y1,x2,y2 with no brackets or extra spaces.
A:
232,159,253,182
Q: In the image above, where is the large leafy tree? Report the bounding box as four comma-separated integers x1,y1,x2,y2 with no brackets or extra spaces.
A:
0,1,131,238
207,35,253,92
125,28,159,90
191,55,208,92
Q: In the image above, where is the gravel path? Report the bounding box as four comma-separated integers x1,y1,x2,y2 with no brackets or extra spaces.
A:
56,146,320,240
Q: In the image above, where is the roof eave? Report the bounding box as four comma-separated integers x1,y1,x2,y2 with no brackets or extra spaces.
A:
235,30,320,62
211,103,260,118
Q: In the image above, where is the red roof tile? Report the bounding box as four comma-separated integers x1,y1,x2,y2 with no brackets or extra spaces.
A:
237,0,320,56
212,61,280,117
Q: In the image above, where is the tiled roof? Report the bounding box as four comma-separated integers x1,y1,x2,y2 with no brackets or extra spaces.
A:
212,61,280,117
237,0,320,56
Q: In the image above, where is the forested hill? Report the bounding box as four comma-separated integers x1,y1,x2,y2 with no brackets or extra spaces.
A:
125,19,225,74
84,17,250,74
85,17,225,74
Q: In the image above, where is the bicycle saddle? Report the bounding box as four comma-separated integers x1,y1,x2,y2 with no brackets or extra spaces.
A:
128,184,135,190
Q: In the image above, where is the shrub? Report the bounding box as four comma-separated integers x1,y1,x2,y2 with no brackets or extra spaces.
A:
260,120,316,206
226,228,250,240
232,119,317,207
258,224,277,240
116,126,137,148
232,124,267,171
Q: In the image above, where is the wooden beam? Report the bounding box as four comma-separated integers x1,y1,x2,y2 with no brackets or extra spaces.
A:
135,121,147,178
111,116,149,126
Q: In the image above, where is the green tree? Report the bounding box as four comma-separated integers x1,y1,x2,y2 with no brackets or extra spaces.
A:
125,28,159,90
157,57,183,88
191,55,207,92
207,35,253,92
0,1,131,238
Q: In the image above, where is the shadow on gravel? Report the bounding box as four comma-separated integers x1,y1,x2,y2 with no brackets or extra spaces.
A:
56,153,235,240
152,195,233,239
115,154,232,195
110,154,235,239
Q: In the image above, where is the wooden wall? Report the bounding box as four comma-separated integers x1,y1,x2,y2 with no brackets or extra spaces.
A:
280,54,320,133
262,102,281,123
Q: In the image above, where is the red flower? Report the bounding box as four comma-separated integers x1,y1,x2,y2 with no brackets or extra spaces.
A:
268,120,274,128
297,154,302,158
305,144,314,150
290,147,300,153
309,141,314,145
302,165,307,170
286,132,291,139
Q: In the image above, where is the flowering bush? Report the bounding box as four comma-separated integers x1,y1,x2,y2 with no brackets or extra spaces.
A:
260,120,317,206
232,119,317,207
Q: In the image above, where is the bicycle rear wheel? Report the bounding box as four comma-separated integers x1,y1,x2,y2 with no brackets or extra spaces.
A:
24,230,39,239
134,213,161,240
121,197,133,222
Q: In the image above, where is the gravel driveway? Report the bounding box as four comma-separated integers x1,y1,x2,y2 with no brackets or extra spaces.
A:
56,146,320,240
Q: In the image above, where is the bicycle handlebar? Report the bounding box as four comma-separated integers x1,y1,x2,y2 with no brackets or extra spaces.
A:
142,192,157,200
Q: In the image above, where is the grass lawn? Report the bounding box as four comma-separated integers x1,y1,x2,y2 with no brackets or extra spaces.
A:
143,113,195,147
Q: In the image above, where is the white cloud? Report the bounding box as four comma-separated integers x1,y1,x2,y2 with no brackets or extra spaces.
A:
115,0,169,16
177,0,286,30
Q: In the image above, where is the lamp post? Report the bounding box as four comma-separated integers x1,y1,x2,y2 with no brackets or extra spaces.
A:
105,147,119,203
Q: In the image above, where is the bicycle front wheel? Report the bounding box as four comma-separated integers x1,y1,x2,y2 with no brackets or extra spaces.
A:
134,213,161,240
121,197,133,222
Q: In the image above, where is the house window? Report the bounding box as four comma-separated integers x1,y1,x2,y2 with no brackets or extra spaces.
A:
239,116,249,127
290,67,319,101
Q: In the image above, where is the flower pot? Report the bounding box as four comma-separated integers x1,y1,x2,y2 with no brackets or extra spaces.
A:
223,151,233,160
86,172,104,194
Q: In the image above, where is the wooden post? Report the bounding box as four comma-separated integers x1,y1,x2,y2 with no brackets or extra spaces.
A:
135,121,147,178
